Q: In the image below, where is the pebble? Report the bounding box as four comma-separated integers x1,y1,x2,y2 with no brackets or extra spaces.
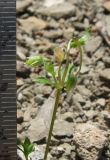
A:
99,69,110,82
17,110,24,124
103,1,110,12
73,123,108,160
17,0,32,13
53,119,73,138
36,2,76,19
105,16,110,37
18,17,47,33
84,36,102,53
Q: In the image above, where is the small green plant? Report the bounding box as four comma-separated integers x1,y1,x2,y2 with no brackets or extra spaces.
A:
17,137,35,160
26,29,91,160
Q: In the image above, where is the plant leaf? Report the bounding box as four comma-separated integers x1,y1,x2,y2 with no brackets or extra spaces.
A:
70,28,92,48
65,63,75,82
34,77,53,85
26,56,48,67
24,137,31,147
44,61,55,77
79,28,92,45
65,74,77,91
27,144,35,155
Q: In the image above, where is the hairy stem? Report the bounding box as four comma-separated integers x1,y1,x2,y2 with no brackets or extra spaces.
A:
75,46,83,76
44,89,61,160
61,51,69,84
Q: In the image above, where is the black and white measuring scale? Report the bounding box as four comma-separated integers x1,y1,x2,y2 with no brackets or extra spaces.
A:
0,1,16,159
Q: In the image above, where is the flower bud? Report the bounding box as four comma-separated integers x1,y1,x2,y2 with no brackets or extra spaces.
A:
54,47,65,63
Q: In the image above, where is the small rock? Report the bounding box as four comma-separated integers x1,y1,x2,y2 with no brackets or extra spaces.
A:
73,93,85,104
24,107,31,122
105,16,110,37
17,149,25,160
76,85,92,97
43,29,63,39
60,112,73,122
96,98,106,107
101,110,110,124
84,36,102,53
17,110,24,124
53,119,73,138
18,17,47,33
36,2,76,19
73,123,108,160
93,47,104,61
17,46,27,61
80,65,89,74
44,0,64,7
17,0,32,13
35,85,52,96
99,69,110,82
103,56,110,67
59,143,72,156
17,124,23,133
17,60,30,78
28,93,56,142
29,146,44,160
34,95,44,105
17,78,24,87
103,1,110,12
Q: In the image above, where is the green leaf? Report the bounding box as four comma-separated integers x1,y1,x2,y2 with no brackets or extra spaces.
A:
79,28,92,45
24,137,31,147
70,28,92,48
26,56,48,67
44,61,55,77
34,77,53,85
70,38,80,48
65,74,77,91
27,144,35,155
65,63,75,82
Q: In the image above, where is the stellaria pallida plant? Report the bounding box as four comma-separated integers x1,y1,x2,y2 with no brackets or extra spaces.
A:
26,29,92,160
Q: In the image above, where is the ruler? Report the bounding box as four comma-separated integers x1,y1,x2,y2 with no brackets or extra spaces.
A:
0,0,16,159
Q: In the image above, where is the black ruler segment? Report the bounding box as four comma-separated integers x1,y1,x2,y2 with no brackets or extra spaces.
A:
0,0,16,160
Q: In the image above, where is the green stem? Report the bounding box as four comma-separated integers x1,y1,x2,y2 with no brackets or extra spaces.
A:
58,63,62,83
44,89,61,160
61,39,72,84
24,154,28,160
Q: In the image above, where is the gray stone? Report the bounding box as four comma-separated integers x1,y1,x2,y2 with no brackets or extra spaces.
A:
17,0,32,13
34,95,44,105
105,16,110,37
43,0,64,7
17,110,24,124
84,36,102,53
99,69,110,82
29,146,44,160
36,3,76,19
96,98,106,107
17,46,27,61
27,91,56,142
76,85,92,97
73,123,108,160
60,112,73,122
18,17,47,33
24,107,31,122
103,1,110,12
53,119,73,138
